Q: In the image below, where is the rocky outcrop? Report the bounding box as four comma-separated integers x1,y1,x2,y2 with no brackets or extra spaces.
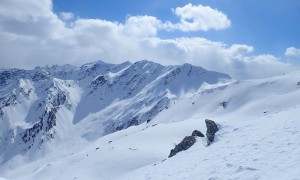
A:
168,136,196,158
205,119,219,144
191,130,204,137
168,129,206,158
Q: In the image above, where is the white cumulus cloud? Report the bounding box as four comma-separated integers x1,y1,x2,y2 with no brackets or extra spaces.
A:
285,47,300,57
123,16,163,38
167,3,231,31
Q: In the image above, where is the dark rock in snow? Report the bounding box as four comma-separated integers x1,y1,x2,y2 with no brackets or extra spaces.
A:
220,101,228,109
191,130,204,137
205,119,218,143
168,136,196,158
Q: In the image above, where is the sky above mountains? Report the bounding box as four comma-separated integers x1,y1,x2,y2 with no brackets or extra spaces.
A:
0,0,299,79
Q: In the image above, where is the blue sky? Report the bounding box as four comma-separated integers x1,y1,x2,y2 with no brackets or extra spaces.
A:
52,0,300,57
0,0,299,79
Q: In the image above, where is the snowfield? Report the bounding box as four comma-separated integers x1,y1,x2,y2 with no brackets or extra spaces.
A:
0,61,299,180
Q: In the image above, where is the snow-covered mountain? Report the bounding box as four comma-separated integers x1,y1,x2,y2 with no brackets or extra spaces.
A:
0,60,230,160
0,60,299,180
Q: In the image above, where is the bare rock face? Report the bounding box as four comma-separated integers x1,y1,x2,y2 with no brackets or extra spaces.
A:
168,136,196,158
205,119,218,144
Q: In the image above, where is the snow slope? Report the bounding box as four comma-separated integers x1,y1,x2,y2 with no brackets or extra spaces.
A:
0,61,300,180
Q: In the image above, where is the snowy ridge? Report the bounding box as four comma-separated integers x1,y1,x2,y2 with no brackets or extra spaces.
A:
0,61,300,180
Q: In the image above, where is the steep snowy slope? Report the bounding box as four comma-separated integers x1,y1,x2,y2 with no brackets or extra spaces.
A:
0,64,299,180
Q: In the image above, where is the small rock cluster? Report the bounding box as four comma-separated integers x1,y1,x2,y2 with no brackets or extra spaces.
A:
168,119,218,158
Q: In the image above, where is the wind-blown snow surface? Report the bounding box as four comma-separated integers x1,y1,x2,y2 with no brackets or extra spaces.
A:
0,60,300,179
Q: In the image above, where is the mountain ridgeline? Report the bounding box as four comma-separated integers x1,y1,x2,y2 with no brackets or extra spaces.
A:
0,60,231,161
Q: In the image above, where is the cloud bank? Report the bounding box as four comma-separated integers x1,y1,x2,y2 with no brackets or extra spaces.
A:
0,0,297,79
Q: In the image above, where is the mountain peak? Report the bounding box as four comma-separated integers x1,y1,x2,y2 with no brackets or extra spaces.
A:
80,60,113,69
